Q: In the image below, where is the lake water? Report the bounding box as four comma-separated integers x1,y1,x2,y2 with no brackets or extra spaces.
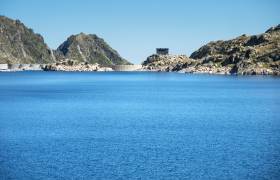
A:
0,72,280,179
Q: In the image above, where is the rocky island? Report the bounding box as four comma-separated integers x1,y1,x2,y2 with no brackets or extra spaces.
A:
0,15,279,75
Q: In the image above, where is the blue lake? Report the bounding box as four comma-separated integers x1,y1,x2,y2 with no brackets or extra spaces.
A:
0,72,280,179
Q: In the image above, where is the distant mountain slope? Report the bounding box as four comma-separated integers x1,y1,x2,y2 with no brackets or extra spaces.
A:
55,33,131,66
0,16,55,64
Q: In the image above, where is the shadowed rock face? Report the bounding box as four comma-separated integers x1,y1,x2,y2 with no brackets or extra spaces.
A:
0,16,55,64
55,33,131,66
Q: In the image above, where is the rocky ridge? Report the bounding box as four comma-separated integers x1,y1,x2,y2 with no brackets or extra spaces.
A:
143,24,280,75
0,16,55,64
55,33,131,66
0,16,131,68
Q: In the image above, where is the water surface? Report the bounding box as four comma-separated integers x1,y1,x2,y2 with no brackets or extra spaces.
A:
0,72,279,179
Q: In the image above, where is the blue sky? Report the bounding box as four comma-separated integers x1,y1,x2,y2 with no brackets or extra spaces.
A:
1,0,279,64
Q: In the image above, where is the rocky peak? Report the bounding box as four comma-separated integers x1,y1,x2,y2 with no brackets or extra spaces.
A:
56,33,131,66
0,15,55,64
265,24,280,33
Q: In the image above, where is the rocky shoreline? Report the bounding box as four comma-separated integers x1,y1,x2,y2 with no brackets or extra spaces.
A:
0,64,43,72
141,55,280,75
1,62,279,75
0,63,114,72
43,62,113,72
1,15,279,75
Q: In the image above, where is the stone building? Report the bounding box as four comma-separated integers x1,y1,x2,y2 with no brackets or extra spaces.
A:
0,64,8,70
156,48,169,55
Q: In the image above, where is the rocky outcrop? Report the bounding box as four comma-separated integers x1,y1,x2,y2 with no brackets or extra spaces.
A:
189,24,280,75
141,54,233,74
142,54,198,72
0,16,55,64
142,25,280,75
44,60,113,72
55,33,131,66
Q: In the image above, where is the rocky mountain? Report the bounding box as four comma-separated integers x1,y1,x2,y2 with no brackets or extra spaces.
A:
0,16,130,67
189,24,280,75
143,25,280,75
0,16,55,64
55,33,131,66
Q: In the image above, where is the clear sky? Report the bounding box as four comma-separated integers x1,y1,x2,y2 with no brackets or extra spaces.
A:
1,0,279,64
